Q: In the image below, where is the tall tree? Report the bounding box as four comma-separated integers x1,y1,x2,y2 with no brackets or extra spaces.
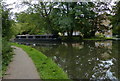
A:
21,1,56,34
51,2,78,36
2,2,13,40
93,2,112,34
111,1,120,37
50,2,96,37
16,1,113,38
76,2,96,38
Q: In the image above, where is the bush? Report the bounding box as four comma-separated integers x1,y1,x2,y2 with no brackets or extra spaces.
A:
2,38,13,75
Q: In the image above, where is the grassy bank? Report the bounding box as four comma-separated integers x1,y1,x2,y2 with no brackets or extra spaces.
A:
60,36,113,41
11,43,70,80
83,37,113,40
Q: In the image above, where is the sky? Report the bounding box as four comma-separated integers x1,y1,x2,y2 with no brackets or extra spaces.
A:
3,0,29,13
2,0,117,17
3,0,117,13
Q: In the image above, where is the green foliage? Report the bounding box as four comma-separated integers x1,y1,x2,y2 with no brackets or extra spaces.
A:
2,8,12,39
2,38,13,75
1,2,14,76
15,11,48,35
2,2,16,40
11,43,71,80
111,1,120,37
15,2,113,38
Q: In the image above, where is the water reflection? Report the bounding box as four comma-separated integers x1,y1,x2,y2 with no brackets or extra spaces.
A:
21,40,119,80
95,41,112,49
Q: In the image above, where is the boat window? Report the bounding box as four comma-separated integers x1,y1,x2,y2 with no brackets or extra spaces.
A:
28,36,33,38
42,36,46,38
36,36,41,38
16,36,19,38
21,36,26,38
49,36,52,38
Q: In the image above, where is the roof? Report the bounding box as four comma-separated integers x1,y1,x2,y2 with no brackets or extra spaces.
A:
17,34,54,36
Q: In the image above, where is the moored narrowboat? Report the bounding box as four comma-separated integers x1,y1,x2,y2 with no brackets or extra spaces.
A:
14,34,61,42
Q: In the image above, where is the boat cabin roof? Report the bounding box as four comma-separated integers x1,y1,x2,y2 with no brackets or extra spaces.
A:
17,34,54,37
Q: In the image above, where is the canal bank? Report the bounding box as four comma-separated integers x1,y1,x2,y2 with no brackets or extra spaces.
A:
10,43,70,80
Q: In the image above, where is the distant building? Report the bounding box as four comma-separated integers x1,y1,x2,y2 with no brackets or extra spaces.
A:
101,19,112,38
95,14,112,38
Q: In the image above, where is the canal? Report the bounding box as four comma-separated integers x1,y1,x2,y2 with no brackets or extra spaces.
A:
18,40,119,80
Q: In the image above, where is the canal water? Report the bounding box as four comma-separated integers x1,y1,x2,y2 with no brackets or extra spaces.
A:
18,40,120,80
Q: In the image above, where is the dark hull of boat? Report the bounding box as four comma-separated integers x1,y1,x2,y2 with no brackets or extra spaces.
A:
14,38,61,43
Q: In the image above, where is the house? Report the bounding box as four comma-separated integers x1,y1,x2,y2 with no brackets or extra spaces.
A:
95,14,112,38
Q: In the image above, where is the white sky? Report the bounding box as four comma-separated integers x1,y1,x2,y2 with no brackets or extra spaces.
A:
3,0,29,13
3,0,117,13
2,0,117,16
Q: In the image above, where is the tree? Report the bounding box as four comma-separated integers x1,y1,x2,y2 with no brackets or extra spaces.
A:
15,1,113,38
1,2,14,74
15,12,46,35
93,2,112,35
50,2,96,37
111,1,120,37
76,2,96,38
2,2,13,40
50,2,78,36
16,2,56,34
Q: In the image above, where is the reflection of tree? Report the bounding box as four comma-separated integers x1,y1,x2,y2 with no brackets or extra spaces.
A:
33,41,118,80
111,41,120,79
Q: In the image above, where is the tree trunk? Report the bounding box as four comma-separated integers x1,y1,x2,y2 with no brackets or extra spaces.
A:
67,31,70,36
67,29,73,37
70,28,73,37
90,31,96,37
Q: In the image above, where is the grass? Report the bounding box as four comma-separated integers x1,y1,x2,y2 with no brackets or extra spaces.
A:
61,36,113,41
11,43,71,81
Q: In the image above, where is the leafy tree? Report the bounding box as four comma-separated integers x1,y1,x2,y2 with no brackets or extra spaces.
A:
1,2,14,75
50,2,76,36
15,1,113,38
16,2,56,35
93,2,112,35
50,2,96,37
76,2,96,38
2,5,12,39
111,1,120,37
16,11,47,34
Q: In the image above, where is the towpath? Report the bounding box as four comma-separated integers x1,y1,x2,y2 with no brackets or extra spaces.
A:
3,46,40,79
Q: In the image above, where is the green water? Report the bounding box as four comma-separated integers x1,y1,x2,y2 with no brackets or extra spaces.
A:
30,40,119,80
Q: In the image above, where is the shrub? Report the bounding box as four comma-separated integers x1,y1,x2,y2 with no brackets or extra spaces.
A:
2,38,13,75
